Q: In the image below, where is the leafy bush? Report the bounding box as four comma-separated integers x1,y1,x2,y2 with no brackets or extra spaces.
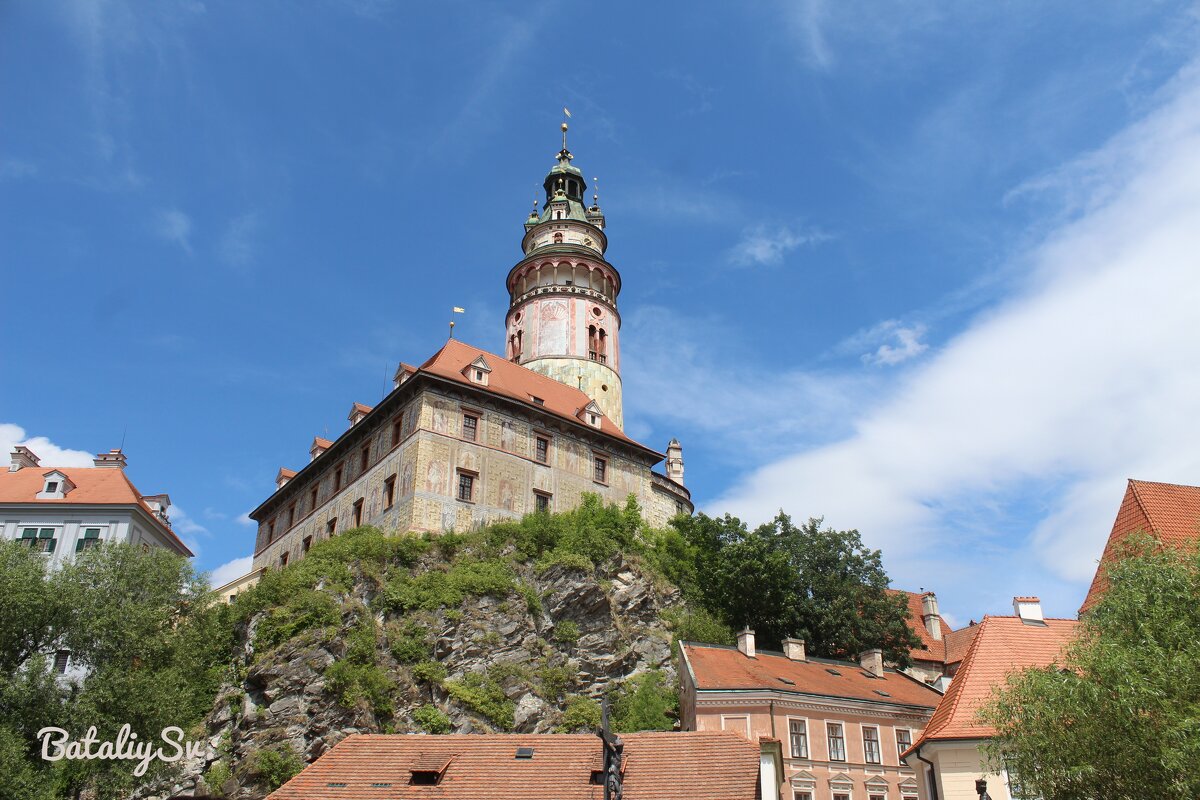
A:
251,746,303,791
204,760,233,797
413,704,452,734
535,664,574,700
553,621,581,645
444,671,515,729
411,660,447,685
380,558,516,612
519,582,542,615
660,607,735,646
254,589,340,651
560,695,601,732
611,670,677,732
388,619,432,663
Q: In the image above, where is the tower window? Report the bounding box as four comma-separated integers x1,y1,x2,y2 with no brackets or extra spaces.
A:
457,471,476,502
535,436,549,463
535,491,551,513
462,413,478,442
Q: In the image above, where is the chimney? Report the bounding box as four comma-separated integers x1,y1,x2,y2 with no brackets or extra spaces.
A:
1013,596,1045,624
782,638,807,662
93,449,127,469
736,627,756,658
858,648,884,678
921,592,943,641
665,438,685,485
9,445,40,472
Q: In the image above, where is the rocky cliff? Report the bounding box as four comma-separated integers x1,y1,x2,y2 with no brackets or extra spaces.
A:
155,521,691,799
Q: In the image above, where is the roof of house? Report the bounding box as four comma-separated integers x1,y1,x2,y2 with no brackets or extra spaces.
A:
268,731,761,800
1080,479,1200,614
0,466,192,555
943,624,979,665
681,642,943,709
889,590,955,665
906,615,1079,752
419,339,653,454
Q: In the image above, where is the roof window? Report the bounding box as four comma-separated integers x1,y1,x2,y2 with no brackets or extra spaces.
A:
410,754,453,785
777,677,796,685
874,689,892,697
825,668,842,676
515,746,535,759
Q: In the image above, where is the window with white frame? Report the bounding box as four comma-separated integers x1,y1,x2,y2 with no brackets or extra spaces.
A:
863,725,882,764
793,793,812,800
896,727,912,755
76,528,102,553
788,718,809,758
827,723,847,761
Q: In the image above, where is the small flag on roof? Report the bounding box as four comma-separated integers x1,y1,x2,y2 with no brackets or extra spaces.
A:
563,107,571,118
453,307,465,313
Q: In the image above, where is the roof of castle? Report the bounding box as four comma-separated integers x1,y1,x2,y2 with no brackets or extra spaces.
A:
0,465,192,555
1080,479,1200,614
268,731,761,800
905,615,1079,753
419,339,652,454
681,642,943,709
889,589,976,667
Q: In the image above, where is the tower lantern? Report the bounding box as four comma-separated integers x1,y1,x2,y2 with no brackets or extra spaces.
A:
505,121,623,427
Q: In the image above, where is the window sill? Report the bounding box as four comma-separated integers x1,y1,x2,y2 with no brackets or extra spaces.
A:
592,480,609,488
456,497,476,505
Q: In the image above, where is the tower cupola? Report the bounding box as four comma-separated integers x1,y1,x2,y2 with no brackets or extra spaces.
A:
505,118,624,428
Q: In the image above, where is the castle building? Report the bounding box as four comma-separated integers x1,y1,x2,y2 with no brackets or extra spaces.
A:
249,125,691,572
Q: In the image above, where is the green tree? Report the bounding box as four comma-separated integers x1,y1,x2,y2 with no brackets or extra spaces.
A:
981,535,1200,799
670,512,919,663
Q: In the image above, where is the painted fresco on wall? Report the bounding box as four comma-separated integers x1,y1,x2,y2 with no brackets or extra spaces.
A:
401,460,414,497
425,459,446,495
539,299,568,352
500,419,519,453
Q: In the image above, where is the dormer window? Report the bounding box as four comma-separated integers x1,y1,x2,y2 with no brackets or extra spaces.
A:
464,356,491,387
409,755,453,785
580,401,604,429
37,470,74,499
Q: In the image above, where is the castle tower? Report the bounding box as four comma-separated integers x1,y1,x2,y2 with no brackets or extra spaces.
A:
505,121,624,428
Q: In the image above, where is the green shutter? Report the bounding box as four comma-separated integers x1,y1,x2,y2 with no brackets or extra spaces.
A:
38,528,54,539
83,529,100,539
45,538,56,553
75,540,84,553
20,528,36,539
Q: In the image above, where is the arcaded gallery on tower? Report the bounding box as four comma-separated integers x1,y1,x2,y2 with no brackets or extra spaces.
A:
248,127,691,573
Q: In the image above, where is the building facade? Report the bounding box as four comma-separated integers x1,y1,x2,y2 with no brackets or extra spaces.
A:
680,632,944,800
0,445,192,566
900,598,1078,800
249,128,691,572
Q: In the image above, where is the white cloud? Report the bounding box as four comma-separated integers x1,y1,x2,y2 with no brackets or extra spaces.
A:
155,208,193,254
0,158,36,179
169,504,209,538
219,211,259,268
208,555,252,589
728,224,829,267
235,513,255,528
788,0,834,70
0,424,94,467
856,321,930,366
706,59,1200,616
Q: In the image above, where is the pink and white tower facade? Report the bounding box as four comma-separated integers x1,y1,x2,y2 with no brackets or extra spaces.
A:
505,123,625,428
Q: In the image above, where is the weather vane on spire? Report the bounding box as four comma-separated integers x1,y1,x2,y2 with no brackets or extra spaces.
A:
558,107,573,163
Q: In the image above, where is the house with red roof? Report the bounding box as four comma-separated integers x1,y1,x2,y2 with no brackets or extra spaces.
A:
900,598,1079,800
680,630,945,800
1079,478,1200,614
267,731,774,800
247,130,691,574
889,590,977,687
1,445,192,563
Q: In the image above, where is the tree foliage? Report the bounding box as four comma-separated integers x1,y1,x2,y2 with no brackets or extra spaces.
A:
981,534,1200,799
665,512,919,663
0,540,232,799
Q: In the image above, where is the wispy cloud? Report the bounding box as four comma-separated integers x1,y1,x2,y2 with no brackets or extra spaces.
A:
842,320,930,366
788,0,834,70
0,424,94,467
218,211,259,268
0,158,37,180
709,59,1200,616
155,208,194,254
235,512,255,528
727,224,829,266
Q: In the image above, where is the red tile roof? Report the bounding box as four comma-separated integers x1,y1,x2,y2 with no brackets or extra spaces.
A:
1080,479,1200,614
890,590,956,665
0,466,192,555
419,340,654,454
268,731,761,800
682,642,943,709
907,615,1079,752
942,624,979,666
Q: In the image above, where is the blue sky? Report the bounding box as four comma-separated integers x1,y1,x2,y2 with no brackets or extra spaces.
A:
5,1,1200,625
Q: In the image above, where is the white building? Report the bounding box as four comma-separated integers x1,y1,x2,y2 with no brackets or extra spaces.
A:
0,445,193,567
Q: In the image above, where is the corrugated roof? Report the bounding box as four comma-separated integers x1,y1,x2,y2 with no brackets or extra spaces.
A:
682,642,943,709
0,466,192,555
268,731,760,800
1080,479,1200,614
907,615,1079,751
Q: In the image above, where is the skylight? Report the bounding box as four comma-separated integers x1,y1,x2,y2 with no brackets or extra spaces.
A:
825,668,842,676
516,746,535,759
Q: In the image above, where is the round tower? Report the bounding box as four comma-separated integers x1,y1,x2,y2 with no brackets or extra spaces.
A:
505,122,624,428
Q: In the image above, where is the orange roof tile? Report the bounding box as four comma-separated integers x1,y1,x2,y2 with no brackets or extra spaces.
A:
0,466,192,556
268,731,760,800
419,340,654,454
682,642,943,709
908,615,1079,751
942,624,979,666
889,589,956,664
1080,479,1200,614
